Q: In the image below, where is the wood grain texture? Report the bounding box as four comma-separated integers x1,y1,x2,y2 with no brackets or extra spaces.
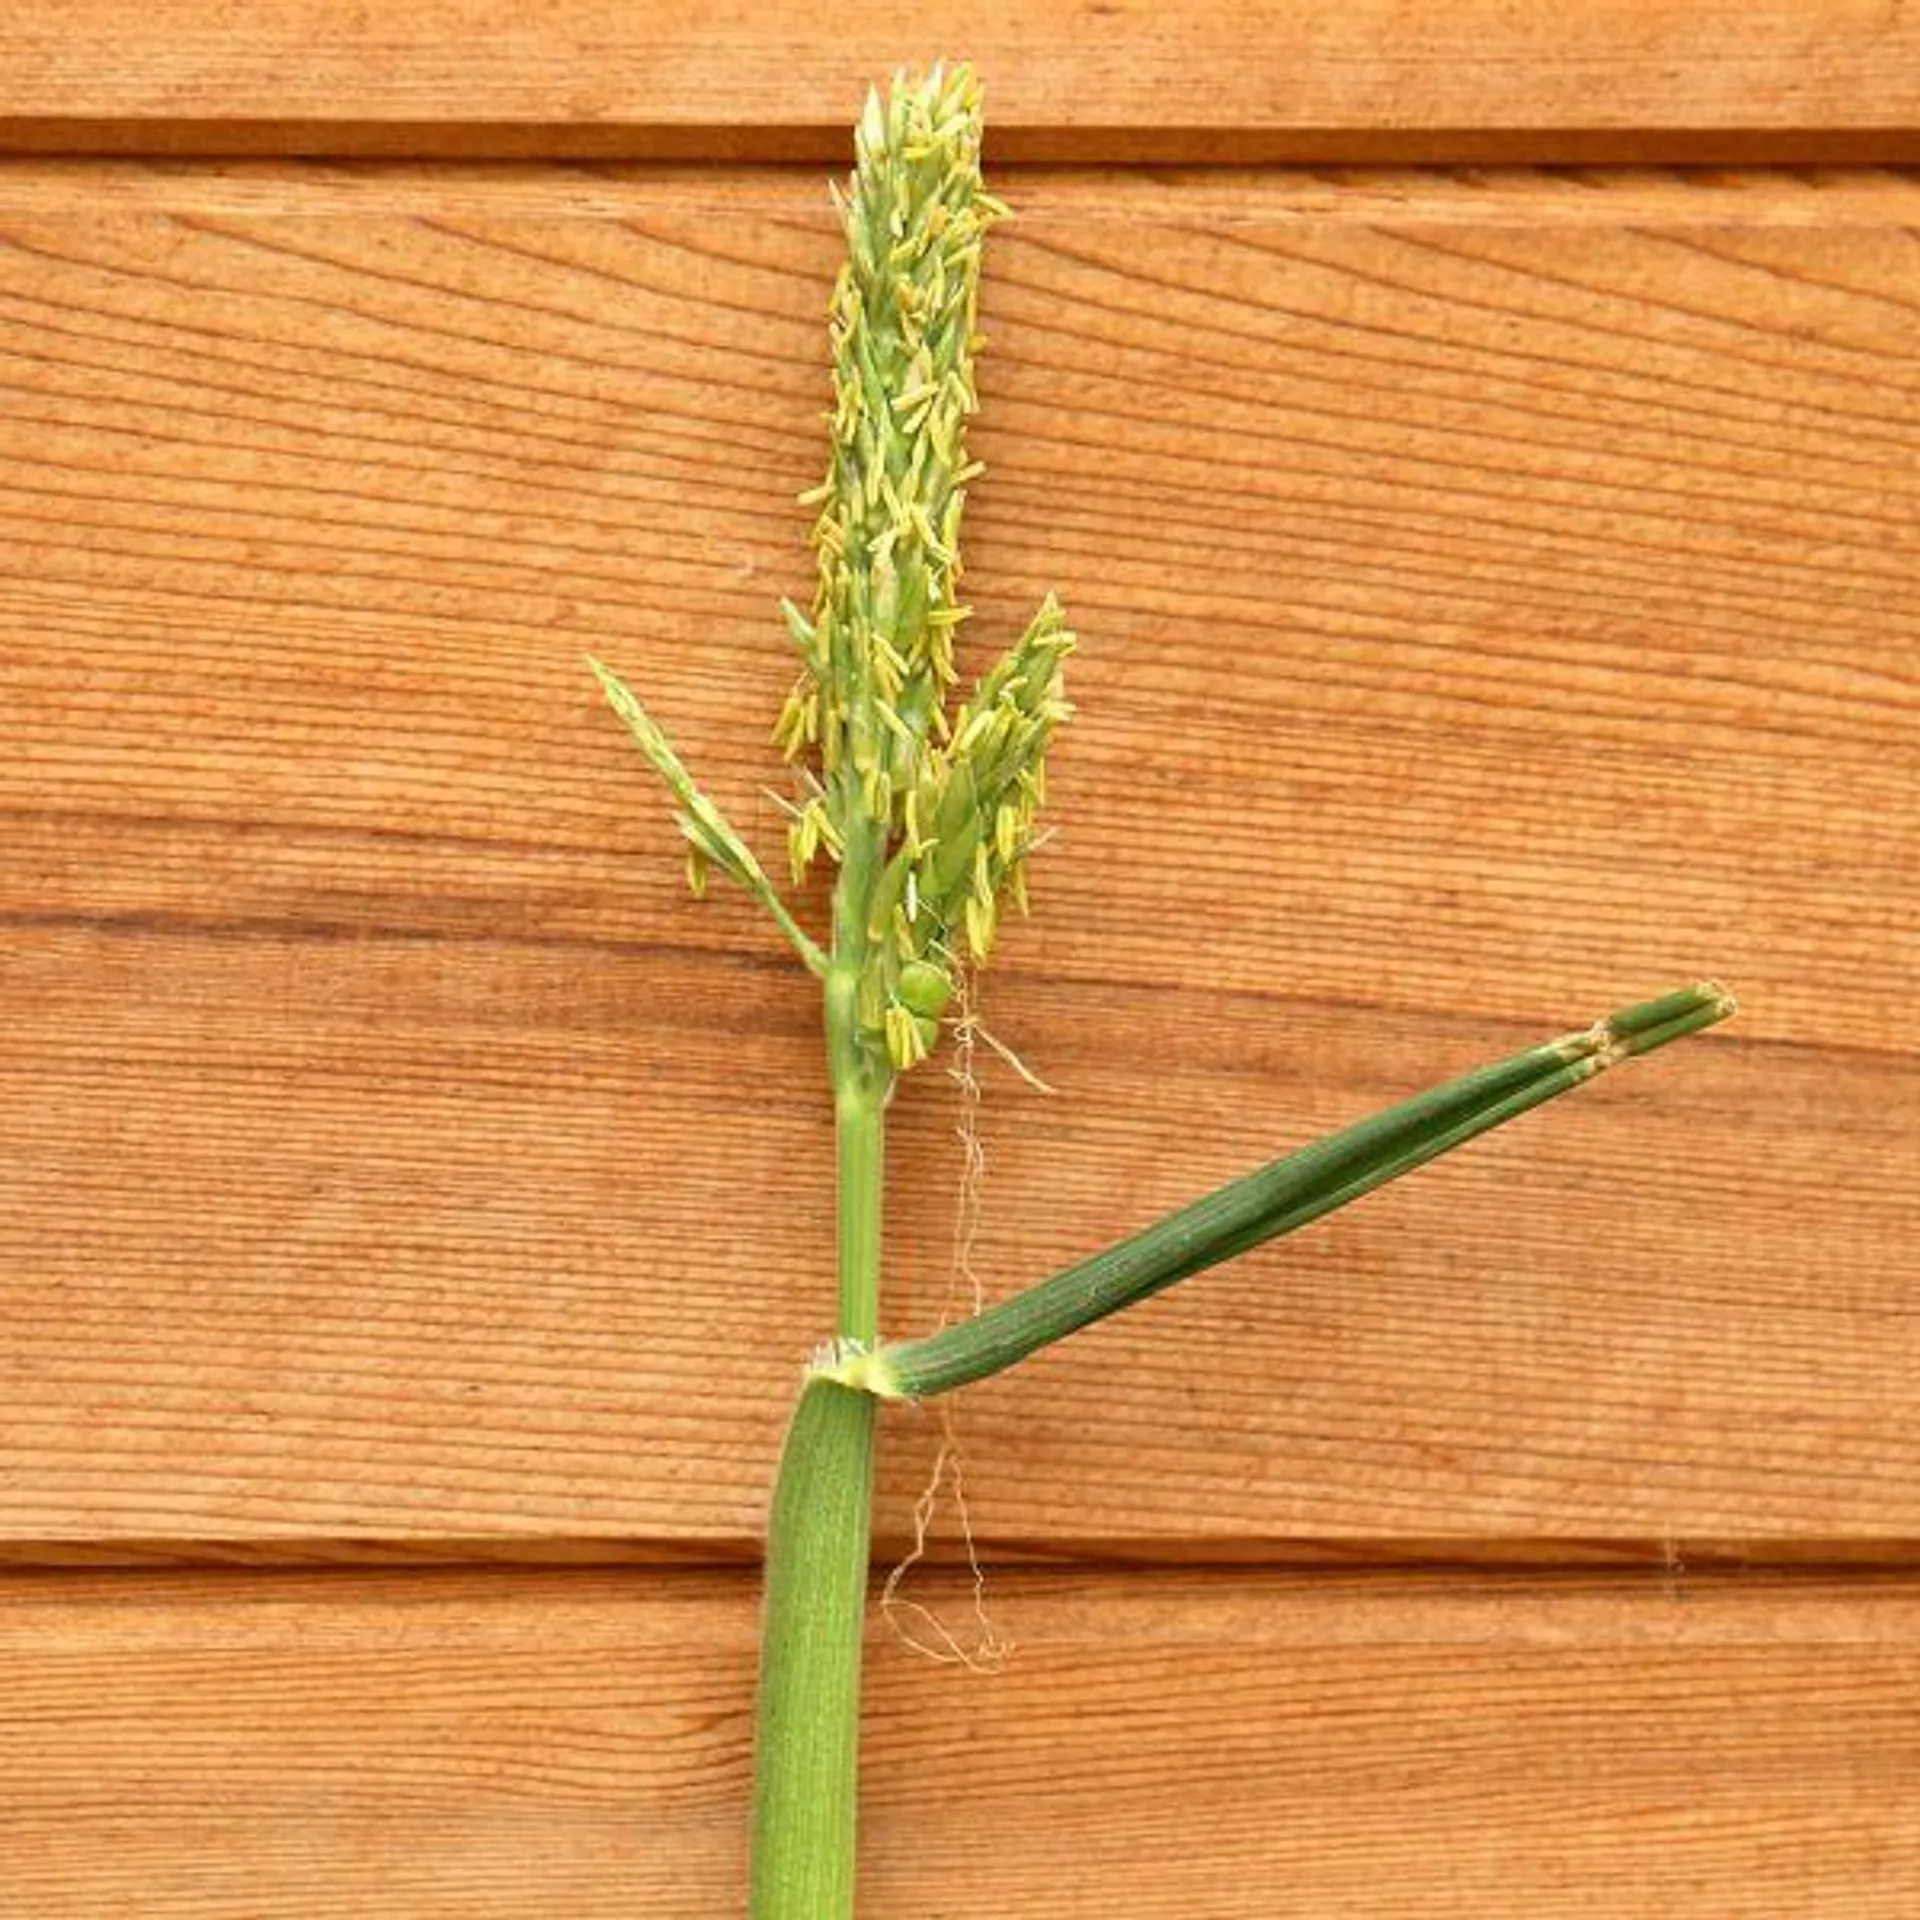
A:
3,164,1918,1561
1,1565,1916,1915
1,2,1918,162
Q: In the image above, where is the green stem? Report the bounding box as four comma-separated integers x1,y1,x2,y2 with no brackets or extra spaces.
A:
747,1377,875,1919
835,1074,885,1345
750,801,890,1918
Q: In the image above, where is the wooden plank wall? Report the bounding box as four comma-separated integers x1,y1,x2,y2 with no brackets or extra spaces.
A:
2,8,1917,1912
4,1,1920,159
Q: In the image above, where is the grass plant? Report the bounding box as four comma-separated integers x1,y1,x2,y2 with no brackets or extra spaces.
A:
591,65,1734,1918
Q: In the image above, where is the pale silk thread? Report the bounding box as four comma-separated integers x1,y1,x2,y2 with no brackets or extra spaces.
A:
881,970,1011,1671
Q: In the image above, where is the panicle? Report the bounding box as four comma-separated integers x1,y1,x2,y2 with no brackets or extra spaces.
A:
772,65,1075,1074
593,67,1069,1045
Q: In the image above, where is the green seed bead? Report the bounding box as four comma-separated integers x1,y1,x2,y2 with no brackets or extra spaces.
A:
896,959,954,1018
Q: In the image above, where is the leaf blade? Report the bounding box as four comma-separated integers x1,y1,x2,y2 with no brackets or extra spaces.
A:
829,983,1736,1399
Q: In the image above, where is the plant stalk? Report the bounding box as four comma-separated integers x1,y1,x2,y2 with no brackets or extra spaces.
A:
834,1073,885,1347
748,1373,875,1919
750,807,889,1916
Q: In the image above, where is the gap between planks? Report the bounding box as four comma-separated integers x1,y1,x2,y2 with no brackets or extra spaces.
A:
0,160,1918,225
6,1535,1920,1575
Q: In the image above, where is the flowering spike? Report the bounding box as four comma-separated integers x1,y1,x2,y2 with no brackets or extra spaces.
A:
746,66,1074,1073
599,72,1070,1077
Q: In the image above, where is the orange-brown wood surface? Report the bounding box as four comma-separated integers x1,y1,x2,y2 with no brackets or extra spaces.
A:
5,1567,1919,1916
1,1,1917,160
2,11,1917,1912
4,165,1915,1563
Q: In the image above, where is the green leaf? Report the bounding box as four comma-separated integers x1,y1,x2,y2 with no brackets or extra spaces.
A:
825,983,1736,1400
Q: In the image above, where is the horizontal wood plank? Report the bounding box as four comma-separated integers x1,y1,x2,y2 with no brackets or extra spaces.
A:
1,3,1918,162
2,1566,1916,1914
2,165,1917,1560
